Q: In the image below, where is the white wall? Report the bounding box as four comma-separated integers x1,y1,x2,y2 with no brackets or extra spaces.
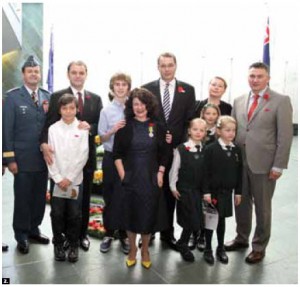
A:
42,0,298,123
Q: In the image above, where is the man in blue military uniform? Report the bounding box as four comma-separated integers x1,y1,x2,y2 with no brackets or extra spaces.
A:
2,55,51,254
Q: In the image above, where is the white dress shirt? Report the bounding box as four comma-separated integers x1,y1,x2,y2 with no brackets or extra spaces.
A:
47,118,89,185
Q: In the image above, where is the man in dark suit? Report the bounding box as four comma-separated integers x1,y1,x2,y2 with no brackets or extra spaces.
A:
142,52,196,249
3,55,51,254
40,60,103,251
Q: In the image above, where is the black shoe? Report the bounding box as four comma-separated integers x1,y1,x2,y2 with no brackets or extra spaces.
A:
17,240,29,254
54,244,66,261
100,237,113,253
160,235,177,250
216,247,229,264
177,243,195,262
188,236,197,250
29,233,50,244
63,239,70,251
120,238,130,255
224,240,249,251
203,249,214,265
80,236,90,251
197,237,205,252
68,246,79,262
2,243,8,252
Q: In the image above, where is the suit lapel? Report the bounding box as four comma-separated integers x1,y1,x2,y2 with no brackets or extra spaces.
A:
20,86,35,107
169,82,180,122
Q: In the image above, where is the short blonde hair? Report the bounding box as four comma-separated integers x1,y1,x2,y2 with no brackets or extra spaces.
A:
216,115,237,129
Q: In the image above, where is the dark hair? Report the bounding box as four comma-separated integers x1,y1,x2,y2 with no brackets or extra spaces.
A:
58,93,78,110
210,76,228,90
124,88,159,121
157,52,177,65
249,62,270,74
67,60,88,73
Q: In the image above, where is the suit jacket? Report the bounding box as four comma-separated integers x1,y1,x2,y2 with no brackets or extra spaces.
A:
142,79,195,148
3,85,50,171
40,87,103,171
232,88,293,174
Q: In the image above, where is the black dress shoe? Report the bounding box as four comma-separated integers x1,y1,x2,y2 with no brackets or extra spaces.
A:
176,243,195,262
245,250,265,264
203,249,214,265
54,244,66,261
80,236,90,251
197,237,205,252
216,247,229,264
2,243,8,252
224,240,249,251
160,235,177,250
68,246,79,262
29,233,50,244
17,240,29,254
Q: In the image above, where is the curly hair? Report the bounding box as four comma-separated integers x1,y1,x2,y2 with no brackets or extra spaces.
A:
124,88,159,121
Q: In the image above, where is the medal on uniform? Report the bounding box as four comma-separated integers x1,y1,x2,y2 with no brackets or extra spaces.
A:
148,123,154,138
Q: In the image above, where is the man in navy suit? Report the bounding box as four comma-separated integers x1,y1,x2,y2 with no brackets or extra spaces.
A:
3,55,51,254
143,52,196,249
40,61,103,251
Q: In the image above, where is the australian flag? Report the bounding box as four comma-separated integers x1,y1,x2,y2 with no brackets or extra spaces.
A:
263,18,270,68
47,29,54,93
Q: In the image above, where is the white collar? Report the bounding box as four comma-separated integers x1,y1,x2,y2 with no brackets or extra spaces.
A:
218,138,235,150
183,139,203,152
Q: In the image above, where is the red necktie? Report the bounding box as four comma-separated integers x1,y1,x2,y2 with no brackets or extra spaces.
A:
77,92,83,115
248,94,260,121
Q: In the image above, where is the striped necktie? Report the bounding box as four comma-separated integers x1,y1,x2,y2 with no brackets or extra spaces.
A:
31,91,38,107
163,83,170,121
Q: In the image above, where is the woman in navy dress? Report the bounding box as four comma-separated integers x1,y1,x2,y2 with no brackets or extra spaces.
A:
113,88,170,269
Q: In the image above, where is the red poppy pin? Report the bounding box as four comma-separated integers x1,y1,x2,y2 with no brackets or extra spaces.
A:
212,198,218,205
185,146,191,151
85,94,91,100
177,86,185,93
263,94,269,101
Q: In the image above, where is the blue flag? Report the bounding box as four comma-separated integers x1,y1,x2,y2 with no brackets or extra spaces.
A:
47,29,54,93
263,18,270,68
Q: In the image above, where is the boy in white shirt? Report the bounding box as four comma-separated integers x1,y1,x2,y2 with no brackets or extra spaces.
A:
47,94,89,262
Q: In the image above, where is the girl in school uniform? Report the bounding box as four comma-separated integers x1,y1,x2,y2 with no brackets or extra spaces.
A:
189,103,221,252
202,115,243,265
169,118,207,262
201,103,221,146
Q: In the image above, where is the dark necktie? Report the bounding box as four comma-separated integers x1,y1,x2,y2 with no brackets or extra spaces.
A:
225,145,232,157
225,145,231,150
162,83,170,121
31,91,38,107
77,92,84,115
248,94,260,121
195,145,201,152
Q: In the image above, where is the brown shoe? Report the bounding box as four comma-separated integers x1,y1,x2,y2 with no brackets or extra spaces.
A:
245,251,265,264
224,240,249,251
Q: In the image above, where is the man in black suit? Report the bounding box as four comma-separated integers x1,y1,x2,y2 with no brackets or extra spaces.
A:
142,52,196,249
40,60,103,251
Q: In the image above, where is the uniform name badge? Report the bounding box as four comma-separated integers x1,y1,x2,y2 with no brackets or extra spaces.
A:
53,184,80,200
204,204,219,230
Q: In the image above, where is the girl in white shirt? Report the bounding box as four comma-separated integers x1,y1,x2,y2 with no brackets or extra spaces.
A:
47,94,89,263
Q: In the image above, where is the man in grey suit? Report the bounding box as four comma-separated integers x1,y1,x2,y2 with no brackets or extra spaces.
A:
225,62,293,264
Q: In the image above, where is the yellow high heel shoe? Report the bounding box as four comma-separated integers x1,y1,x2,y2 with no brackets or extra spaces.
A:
126,258,137,267
141,260,152,269
141,250,152,269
